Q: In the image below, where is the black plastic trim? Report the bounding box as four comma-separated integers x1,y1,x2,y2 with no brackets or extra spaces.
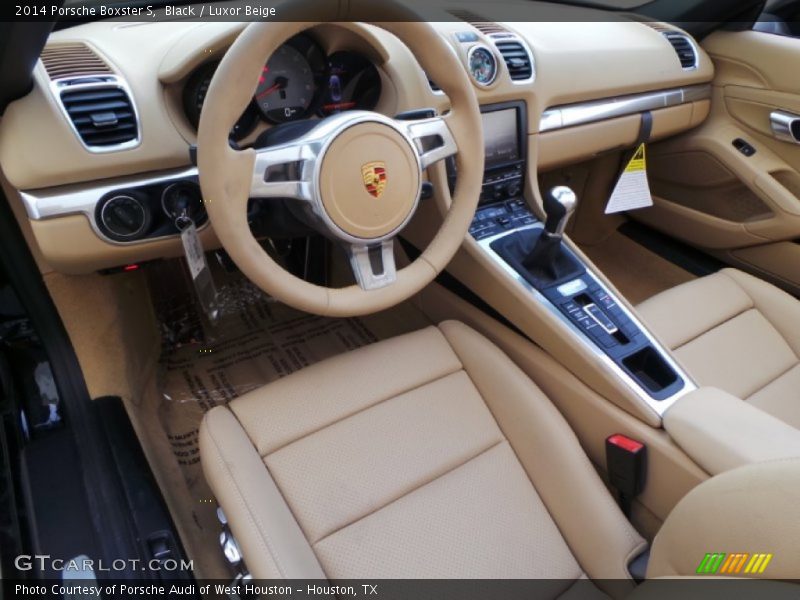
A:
0,189,141,577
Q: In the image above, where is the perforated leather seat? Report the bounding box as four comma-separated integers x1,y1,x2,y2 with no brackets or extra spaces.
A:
200,321,647,588
637,268,800,430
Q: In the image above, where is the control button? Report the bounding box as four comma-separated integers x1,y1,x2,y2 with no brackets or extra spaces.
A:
597,292,617,311
99,193,152,242
558,279,588,298
574,313,597,331
733,138,756,157
583,303,619,334
506,182,522,197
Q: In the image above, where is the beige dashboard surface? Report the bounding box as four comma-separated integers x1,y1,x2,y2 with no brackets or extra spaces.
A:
0,1,713,273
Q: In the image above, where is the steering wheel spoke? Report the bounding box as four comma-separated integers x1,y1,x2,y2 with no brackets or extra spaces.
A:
347,239,397,291
402,115,458,170
250,141,319,202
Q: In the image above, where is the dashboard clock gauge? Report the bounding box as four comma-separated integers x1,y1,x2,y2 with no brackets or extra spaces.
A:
467,45,498,87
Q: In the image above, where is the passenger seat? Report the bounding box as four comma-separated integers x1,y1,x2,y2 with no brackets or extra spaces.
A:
637,268,800,430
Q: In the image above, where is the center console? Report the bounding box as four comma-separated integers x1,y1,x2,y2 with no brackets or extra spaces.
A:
461,101,695,416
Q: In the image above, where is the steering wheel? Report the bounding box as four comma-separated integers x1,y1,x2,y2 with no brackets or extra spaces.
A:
197,2,484,317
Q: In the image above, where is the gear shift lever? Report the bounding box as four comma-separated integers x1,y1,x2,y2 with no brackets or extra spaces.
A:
522,186,578,280
541,186,577,239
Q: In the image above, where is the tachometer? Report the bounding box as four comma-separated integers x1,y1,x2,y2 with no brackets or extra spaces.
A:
255,44,316,123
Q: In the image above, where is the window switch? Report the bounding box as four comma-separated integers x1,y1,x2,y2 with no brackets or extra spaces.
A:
733,138,756,157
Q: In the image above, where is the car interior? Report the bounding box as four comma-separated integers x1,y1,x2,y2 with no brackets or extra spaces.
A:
3,0,800,594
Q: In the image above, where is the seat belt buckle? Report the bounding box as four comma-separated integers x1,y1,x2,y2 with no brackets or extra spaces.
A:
606,434,647,516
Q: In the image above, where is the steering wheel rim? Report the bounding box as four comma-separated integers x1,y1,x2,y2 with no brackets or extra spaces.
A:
197,5,484,317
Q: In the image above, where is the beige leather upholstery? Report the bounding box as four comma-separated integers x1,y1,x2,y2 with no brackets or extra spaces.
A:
664,387,800,475
200,321,646,586
647,459,800,579
638,268,800,429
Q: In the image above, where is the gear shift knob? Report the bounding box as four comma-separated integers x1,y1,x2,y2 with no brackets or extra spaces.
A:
543,186,577,238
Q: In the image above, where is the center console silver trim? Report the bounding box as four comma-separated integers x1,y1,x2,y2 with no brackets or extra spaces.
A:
477,223,697,419
539,84,712,133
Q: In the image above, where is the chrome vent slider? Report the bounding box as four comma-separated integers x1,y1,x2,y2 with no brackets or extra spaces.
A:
494,39,534,82
60,84,139,148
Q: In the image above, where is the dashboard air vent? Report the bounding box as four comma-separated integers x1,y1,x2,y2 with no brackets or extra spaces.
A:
60,86,138,147
495,40,533,81
663,32,698,69
40,43,111,80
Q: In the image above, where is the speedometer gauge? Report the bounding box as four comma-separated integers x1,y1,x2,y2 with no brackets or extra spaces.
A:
467,45,498,87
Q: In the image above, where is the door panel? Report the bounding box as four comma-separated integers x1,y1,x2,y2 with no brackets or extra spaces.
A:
631,30,800,294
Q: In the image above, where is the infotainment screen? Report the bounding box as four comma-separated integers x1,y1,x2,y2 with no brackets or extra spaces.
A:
483,108,520,168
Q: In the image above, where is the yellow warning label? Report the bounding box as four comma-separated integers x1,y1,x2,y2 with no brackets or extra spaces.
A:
625,143,647,173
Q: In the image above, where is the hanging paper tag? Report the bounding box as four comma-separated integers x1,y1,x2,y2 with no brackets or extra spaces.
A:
605,144,653,214
180,222,220,322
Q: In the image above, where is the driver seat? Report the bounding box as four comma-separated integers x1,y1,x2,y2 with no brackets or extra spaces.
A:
200,321,647,589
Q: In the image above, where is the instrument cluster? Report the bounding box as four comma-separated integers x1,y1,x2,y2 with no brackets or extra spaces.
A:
183,34,382,141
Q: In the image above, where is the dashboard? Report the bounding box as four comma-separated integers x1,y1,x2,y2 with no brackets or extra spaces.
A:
183,34,382,141
0,3,716,274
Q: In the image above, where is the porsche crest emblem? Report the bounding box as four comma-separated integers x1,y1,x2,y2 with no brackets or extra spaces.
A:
361,162,388,198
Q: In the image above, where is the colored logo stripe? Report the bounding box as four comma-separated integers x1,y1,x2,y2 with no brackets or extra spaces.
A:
720,553,749,574
697,553,773,575
745,554,773,574
697,553,725,574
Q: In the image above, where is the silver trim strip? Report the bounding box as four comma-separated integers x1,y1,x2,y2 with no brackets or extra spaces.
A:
49,74,142,154
539,84,711,133
477,224,697,419
20,167,199,245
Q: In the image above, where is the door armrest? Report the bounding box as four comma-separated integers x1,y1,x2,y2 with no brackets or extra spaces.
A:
663,386,800,475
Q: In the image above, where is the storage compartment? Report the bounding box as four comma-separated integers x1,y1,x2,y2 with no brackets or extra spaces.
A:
622,346,679,397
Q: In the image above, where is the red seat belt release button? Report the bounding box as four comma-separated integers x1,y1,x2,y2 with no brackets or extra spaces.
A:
606,434,647,506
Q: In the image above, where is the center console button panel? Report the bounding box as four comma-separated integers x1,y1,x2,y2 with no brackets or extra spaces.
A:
470,199,536,240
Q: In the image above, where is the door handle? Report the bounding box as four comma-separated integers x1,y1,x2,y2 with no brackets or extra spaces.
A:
770,110,800,143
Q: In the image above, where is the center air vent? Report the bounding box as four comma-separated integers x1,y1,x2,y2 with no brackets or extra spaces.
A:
495,40,533,81
663,32,698,69
60,85,139,149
